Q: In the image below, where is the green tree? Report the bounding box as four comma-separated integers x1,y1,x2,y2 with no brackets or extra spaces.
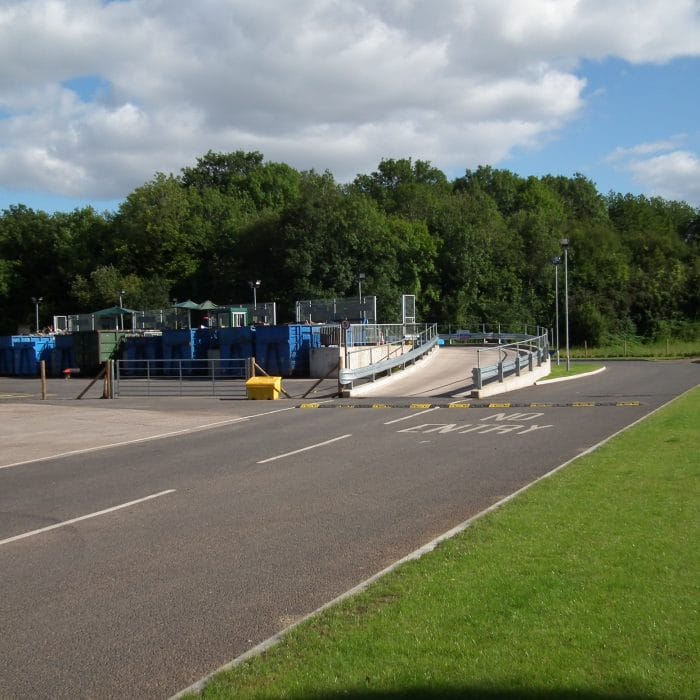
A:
607,193,695,337
351,157,450,218
111,173,201,282
181,150,265,193
453,166,525,218
542,173,609,223
70,264,170,311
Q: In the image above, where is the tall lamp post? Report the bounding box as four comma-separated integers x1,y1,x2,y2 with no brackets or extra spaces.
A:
357,272,365,321
248,280,261,322
552,257,561,366
31,296,43,333
118,289,126,331
248,280,261,309
560,239,570,371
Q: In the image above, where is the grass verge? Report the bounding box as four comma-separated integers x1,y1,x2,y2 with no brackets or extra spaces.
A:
541,362,603,381
192,388,699,700
571,339,700,360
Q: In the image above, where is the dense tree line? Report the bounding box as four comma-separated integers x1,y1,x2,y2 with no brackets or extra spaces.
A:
1,151,698,344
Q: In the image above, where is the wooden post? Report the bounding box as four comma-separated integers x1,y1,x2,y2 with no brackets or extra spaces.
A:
102,361,110,399
40,360,47,400
104,359,113,399
76,363,107,400
302,354,341,399
337,353,346,397
252,361,293,399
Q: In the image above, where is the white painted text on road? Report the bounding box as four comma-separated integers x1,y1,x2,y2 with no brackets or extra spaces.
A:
397,411,552,436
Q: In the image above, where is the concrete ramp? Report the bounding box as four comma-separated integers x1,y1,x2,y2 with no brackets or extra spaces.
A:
350,345,503,398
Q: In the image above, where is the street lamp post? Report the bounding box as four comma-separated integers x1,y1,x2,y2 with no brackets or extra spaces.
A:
560,239,570,371
118,289,126,331
31,296,43,333
552,257,561,366
248,280,261,309
248,280,261,322
357,272,365,321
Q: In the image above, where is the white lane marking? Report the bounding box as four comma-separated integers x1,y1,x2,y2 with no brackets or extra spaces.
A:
257,434,352,464
383,407,440,425
0,405,298,471
0,489,176,547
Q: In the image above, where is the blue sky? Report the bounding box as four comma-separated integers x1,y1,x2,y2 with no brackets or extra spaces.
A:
501,57,700,201
1,0,699,214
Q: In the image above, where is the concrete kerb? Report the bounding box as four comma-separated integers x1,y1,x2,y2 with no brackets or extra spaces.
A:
535,365,606,385
469,356,551,398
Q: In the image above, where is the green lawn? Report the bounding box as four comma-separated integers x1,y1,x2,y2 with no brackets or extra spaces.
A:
190,388,700,699
541,362,603,381
571,339,700,360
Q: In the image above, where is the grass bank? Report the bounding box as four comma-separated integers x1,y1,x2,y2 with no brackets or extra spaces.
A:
542,362,603,381
571,338,700,359
191,388,699,699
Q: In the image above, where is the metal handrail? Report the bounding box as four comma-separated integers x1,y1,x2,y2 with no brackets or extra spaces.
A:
472,331,549,389
339,323,438,386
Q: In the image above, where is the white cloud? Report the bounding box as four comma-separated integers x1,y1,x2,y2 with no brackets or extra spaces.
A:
605,138,688,161
0,0,699,201
612,147,700,205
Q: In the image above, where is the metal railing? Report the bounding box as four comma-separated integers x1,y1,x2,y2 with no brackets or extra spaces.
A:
114,358,249,397
54,301,276,333
339,323,438,387
472,331,549,390
439,322,543,337
296,296,377,324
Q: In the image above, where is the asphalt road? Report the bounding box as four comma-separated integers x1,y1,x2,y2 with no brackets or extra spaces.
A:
0,360,697,698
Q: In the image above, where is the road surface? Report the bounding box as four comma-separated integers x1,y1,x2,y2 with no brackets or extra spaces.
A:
0,359,697,698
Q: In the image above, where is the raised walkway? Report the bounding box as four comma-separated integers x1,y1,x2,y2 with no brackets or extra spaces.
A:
349,345,550,399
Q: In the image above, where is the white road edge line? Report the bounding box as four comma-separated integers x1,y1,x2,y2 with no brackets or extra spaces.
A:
258,434,352,464
0,405,298,471
170,385,697,700
536,366,606,385
0,489,176,547
383,407,440,425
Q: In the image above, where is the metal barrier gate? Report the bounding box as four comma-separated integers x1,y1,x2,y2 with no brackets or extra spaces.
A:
114,359,248,397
